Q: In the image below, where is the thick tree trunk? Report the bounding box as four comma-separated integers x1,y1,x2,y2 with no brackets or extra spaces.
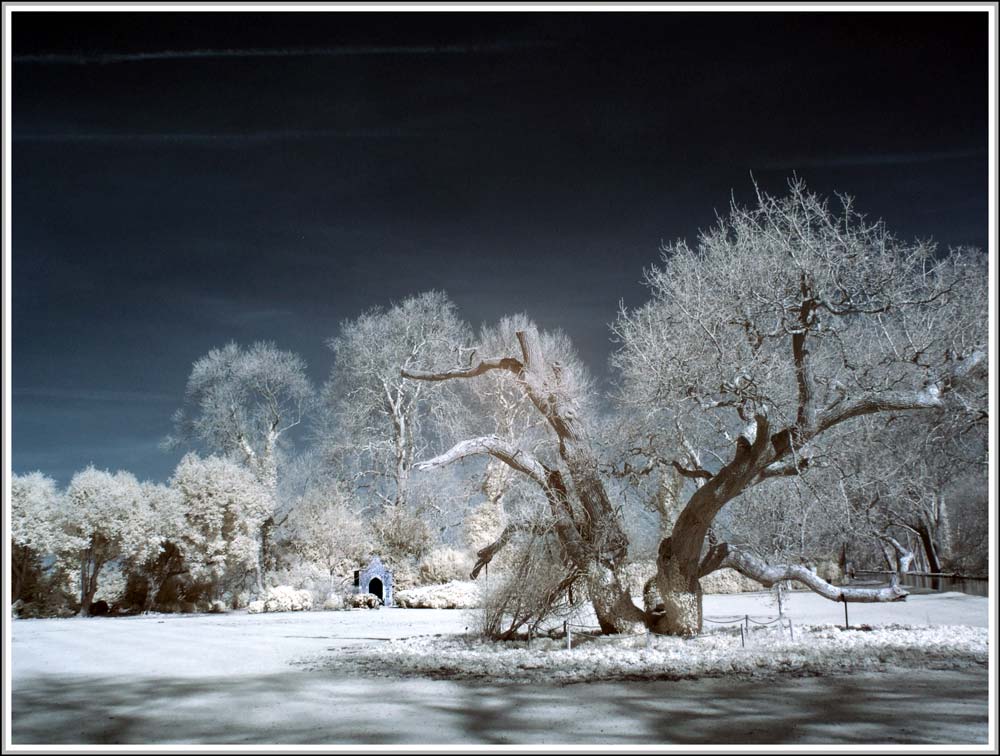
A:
649,414,773,635
256,516,275,594
12,544,30,603
647,537,703,636
78,551,102,616
403,327,644,634
916,522,942,574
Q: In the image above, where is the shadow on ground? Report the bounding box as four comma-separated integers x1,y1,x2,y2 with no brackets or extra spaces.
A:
12,666,988,745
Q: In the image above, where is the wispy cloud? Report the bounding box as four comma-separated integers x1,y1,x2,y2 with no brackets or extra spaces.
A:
13,387,177,403
761,148,986,170
14,42,552,65
14,127,433,144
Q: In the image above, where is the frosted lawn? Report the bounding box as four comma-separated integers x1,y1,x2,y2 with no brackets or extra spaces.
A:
11,589,990,745
308,622,986,684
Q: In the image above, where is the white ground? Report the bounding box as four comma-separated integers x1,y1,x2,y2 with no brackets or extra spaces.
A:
9,590,991,745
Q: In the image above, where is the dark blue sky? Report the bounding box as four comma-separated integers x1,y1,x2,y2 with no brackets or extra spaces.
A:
10,11,989,484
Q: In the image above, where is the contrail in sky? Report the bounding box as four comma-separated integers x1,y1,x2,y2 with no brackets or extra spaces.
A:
14,128,429,143
14,42,552,65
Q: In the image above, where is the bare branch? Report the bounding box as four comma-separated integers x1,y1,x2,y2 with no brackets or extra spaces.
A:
413,434,549,488
670,460,713,481
470,520,547,579
401,357,523,382
758,456,810,479
719,543,908,602
814,349,986,436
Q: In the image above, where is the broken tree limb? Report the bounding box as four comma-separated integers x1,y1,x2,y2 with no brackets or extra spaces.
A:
413,434,549,488
401,356,523,382
718,543,908,602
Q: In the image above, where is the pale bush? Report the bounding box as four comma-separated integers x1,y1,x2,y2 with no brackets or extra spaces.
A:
464,500,506,552
418,547,474,586
209,600,227,614
94,563,127,606
814,559,844,585
701,568,764,594
267,564,330,605
395,581,481,609
372,504,436,564
477,535,582,640
322,594,345,611
247,585,314,613
265,585,314,612
347,592,381,609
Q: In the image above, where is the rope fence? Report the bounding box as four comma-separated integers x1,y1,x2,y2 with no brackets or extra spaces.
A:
560,621,648,650
700,613,795,647
555,614,796,650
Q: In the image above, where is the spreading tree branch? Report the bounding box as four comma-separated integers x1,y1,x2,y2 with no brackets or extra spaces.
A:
413,435,549,489
717,543,908,602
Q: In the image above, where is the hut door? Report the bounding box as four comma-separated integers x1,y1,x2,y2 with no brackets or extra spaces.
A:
368,577,384,603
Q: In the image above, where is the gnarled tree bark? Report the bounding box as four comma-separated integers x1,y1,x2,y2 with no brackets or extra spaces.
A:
403,327,645,633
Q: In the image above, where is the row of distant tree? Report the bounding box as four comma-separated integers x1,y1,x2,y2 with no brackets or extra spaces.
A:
11,180,989,633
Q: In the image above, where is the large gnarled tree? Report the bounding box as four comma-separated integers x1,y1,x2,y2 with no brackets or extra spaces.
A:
404,181,987,636
169,341,315,591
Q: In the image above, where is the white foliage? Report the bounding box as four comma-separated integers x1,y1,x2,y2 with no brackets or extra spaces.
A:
322,594,346,611
700,568,765,595
64,467,167,571
263,585,314,612
282,482,370,584
463,500,506,553
94,563,127,605
322,623,987,683
347,593,382,609
395,581,482,609
171,342,314,490
246,585,314,613
170,453,274,584
417,547,474,586
321,290,470,509
10,472,66,555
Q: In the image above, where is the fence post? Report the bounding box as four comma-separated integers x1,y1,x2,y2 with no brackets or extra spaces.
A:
786,618,795,641
740,623,746,648
841,594,849,629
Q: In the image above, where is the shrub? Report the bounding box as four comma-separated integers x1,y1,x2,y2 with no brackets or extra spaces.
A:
347,592,381,609
814,559,844,586
372,504,436,564
477,535,582,640
701,568,764,594
395,581,481,609
322,594,346,611
623,560,657,597
418,547,474,585
464,500,506,553
247,585,313,613
264,585,314,612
